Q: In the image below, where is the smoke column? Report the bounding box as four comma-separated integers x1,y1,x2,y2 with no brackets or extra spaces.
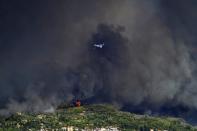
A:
0,0,197,124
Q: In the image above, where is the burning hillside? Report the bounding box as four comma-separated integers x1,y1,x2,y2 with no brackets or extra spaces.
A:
0,104,196,131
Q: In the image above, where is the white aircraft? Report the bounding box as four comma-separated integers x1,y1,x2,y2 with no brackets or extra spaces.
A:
93,42,105,48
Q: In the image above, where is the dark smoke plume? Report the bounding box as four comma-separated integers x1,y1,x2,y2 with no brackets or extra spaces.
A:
0,0,197,124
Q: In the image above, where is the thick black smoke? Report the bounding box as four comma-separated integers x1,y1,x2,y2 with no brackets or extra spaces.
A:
0,0,197,124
